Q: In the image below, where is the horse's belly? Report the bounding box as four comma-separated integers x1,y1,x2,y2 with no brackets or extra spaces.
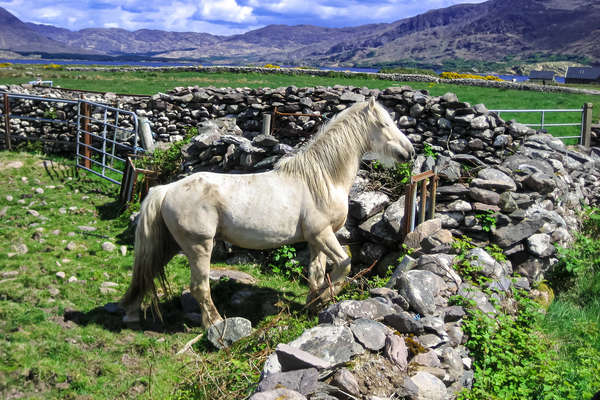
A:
218,205,303,249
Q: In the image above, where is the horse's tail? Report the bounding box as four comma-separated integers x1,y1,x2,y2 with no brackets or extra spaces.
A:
120,184,177,320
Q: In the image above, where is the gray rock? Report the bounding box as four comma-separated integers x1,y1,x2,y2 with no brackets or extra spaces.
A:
446,200,472,212
101,242,116,252
411,350,441,368
458,284,496,315
249,389,306,400
332,368,360,396
287,325,364,366
396,270,445,316
470,115,489,129
440,347,464,384
446,323,464,347
404,219,442,250
384,333,408,370
494,219,545,248
319,298,395,325
407,371,447,400
257,368,319,396
209,268,257,285
382,196,406,236
523,172,556,193
349,191,390,220
418,334,443,349
206,317,252,349
466,248,510,279
527,233,554,257
443,306,465,322
384,311,425,335
350,318,388,351
275,343,332,371
469,187,500,205
420,229,453,251
470,178,516,192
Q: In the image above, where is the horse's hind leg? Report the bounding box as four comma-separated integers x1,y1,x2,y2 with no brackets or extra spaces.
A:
186,240,223,329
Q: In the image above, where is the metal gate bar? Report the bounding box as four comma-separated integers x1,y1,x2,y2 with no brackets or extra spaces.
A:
403,170,438,237
75,99,140,185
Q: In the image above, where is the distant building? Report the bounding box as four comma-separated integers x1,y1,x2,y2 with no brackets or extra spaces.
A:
565,67,600,84
529,70,555,84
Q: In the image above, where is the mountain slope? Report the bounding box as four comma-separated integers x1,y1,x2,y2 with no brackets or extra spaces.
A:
0,8,95,54
4,0,600,66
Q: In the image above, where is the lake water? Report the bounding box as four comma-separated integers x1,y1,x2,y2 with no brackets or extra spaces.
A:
0,59,564,82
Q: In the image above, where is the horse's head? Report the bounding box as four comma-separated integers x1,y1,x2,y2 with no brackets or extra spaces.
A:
366,98,415,166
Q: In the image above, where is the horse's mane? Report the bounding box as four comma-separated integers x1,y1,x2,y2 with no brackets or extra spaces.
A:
275,100,383,206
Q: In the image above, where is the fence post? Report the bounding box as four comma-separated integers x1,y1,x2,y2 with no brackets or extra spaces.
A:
3,93,11,150
582,103,593,148
262,113,271,135
83,102,91,169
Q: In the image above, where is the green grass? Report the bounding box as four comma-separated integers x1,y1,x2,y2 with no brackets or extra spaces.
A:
0,150,314,399
2,65,597,142
456,208,600,400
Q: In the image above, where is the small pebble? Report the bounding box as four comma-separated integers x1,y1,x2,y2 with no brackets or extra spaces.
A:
56,271,66,279
21,177,28,183
5,195,13,201
120,245,127,256
34,188,44,194
68,276,78,283
59,208,67,214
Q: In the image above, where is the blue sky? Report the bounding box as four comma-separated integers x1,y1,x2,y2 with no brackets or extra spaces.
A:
1,0,485,35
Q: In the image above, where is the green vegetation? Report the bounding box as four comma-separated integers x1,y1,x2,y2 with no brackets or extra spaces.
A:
456,208,600,399
0,151,314,399
266,245,304,280
474,210,497,232
378,66,438,77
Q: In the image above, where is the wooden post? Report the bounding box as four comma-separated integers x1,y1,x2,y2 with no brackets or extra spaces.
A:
419,179,427,225
403,183,414,238
262,113,271,135
429,175,438,220
582,102,593,148
83,102,91,169
3,93,11,150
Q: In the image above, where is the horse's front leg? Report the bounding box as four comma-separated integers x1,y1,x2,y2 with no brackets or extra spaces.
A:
307,244,327,293
187,240,223,329
308,227,351,307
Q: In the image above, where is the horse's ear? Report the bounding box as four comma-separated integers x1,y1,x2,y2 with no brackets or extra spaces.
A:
368,97,376,108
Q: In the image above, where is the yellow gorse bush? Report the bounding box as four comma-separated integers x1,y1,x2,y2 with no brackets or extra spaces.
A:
0,62,12,68
43,63,63,70
440,72,503,81
263,63,281,69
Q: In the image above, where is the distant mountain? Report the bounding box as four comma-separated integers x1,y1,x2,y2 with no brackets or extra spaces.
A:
2,0,599,67
0,7,97,55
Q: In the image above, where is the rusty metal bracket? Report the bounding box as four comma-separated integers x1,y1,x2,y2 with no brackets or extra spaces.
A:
271,106,323,136
119,155,159,204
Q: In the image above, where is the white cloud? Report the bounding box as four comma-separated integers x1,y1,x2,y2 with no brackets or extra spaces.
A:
0,0,485,34
200,0,255,23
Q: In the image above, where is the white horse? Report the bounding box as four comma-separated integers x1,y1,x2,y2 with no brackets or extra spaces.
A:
120,98,415,328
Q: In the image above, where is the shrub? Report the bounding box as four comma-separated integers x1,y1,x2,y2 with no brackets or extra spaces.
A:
262,63,281,69
43,63,63,70
440,72,504,81
0,62,12,68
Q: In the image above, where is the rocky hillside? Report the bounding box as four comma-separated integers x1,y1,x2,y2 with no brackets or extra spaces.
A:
1,0,599,66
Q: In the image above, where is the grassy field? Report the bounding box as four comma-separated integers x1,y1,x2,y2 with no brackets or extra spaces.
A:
0,151,316,399
1,64,598,142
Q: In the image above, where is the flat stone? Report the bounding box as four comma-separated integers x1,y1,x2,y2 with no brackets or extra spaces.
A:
418,334,443,349
287,325,365,367
383,311,425,334
384,333,408,370
477,168,516,190
494,219,545,248
257,368,319,396
275,343,332,371
469,187,500,205
446,200,472,212
350,318,388,351
404,219,442,250
349,191,390,220
207,317,252,349
209,268,257,285
249,389,306,400
102,242,116,252
467,248,510,279
410,350,441,368
436,184,469,197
